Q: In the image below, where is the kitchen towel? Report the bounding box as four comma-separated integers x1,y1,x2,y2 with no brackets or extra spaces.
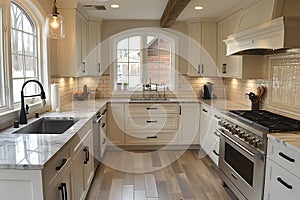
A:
51,83,60,112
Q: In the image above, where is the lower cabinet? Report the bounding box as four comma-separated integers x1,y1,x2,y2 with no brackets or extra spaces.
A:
0,119,94,200
178,103,200,145
264,137,300,200
107,103,125,145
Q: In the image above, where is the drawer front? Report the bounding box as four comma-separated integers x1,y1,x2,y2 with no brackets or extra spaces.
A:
125,114,178,130
267,139,300,178
207,140,220,166
126,130,178,145
126,103,179,114
43,146,71,187
264,159,300,200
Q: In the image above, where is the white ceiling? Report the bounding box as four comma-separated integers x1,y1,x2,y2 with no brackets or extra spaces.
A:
78,0,245,21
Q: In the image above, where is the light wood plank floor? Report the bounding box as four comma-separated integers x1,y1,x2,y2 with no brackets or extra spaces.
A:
86,150,234,200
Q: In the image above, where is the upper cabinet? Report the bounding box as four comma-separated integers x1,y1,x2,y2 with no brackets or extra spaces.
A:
217,11,265,79
53,5,103,77
187,21,217,77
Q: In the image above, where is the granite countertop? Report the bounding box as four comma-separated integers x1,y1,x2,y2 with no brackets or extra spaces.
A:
0,98,248,170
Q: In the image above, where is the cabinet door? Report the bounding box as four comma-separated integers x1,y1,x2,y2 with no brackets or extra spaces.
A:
72,143,85,200
45,168,73,200
264,159,300,200
178,103,200,145
217,19,228,76
200,104,212,151
187,22,202,76
83,131,94,191
107,103,125,145
201,22,217,77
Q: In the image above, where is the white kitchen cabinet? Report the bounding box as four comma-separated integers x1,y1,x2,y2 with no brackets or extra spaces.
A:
178,103,200,145
200,104,221,166
55,8,88,77
107,103,125,145
264,137,300,199
85,20,104,76
217,11,265,79
187,21,217,77
124,103,179,145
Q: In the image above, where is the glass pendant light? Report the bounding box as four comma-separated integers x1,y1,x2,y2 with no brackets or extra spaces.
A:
45,0,65,39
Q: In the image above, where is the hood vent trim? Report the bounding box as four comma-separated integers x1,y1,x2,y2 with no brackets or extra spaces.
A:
224,16,300,55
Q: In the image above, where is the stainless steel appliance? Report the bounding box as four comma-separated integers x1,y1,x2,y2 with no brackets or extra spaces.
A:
93,108,107,168
218,110,300,200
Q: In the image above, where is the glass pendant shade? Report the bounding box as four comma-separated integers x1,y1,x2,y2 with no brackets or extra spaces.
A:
45,1,65,39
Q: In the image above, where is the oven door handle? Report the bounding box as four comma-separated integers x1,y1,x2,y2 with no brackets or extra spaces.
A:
221,131,255,157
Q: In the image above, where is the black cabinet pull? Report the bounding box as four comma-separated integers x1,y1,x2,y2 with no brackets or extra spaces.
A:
102,123,106,128
146,120,158,123
98,63,101,73
83,146,89,164
202,109,208,113
179,105,182,115
198,64,200,74
213,150,219,156
56,159,67,171
146,107,157,110
279,152,295,163
58,184,64,200
102,138,106,144
201,64,204,74
147,136,158,139
277,177,293,190
82,61,86,73
58,183,68,200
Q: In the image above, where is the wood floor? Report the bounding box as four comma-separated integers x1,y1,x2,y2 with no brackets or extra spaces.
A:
86,150,234,200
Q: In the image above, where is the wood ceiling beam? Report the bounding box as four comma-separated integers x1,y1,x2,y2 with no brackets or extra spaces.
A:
160,0,191,28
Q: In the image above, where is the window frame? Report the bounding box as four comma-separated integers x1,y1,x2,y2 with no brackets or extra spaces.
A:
111,28,178,92
10,1,40,104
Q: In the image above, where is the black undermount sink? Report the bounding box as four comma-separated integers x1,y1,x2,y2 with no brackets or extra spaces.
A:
12,117,78,134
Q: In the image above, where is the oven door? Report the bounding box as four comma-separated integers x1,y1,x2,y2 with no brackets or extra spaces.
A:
219,129,265,200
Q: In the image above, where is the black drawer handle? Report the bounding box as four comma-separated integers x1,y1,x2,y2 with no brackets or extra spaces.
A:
277,177,293,190
102,138,106,144
147,136,158,139
102,123,106,128
202,109,208,113
213,150,219,156
146,120,158,123
56,159,67,171
83,146,89,164
58,183,68,200
279,152,295,163
146,107,157,110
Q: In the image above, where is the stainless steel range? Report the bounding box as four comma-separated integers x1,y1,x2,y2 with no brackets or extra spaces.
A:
217,110,300,200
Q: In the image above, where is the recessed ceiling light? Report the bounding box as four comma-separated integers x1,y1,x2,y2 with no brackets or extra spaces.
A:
194,6,204,10
110,4,120,9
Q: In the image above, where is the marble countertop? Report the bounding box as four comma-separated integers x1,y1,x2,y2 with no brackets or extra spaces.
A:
0,98,248,170
268,133,300,153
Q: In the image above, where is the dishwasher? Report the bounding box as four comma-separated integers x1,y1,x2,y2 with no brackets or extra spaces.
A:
93,108,107,168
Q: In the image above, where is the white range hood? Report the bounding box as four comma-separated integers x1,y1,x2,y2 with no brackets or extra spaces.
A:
224,16,300,55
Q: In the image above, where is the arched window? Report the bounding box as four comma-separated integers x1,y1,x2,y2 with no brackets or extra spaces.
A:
10,2,38,103
114,29,176,90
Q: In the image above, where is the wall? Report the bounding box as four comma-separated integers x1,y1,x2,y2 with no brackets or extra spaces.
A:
224,52,300,120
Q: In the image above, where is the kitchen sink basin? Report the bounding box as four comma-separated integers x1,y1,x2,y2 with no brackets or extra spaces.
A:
12,117,78,134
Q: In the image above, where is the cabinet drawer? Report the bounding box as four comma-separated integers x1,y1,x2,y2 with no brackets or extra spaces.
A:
126,130,178,145
43,145,71,187
126,103,179,114
267,139,300,178
125,114,178,130
207,140,220,166
264,159,300,200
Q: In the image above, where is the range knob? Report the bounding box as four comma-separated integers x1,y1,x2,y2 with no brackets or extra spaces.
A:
253,139,262,148
237,130,245,137
243,134,251,141
249,137,257,145
232,128,240,135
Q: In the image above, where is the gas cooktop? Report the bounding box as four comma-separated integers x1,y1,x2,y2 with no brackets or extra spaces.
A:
229,110,300,133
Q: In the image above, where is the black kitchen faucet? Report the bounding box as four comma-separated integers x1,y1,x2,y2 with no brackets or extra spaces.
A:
19,80,46,124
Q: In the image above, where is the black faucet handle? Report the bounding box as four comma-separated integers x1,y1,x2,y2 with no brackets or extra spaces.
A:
26,104,29,114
